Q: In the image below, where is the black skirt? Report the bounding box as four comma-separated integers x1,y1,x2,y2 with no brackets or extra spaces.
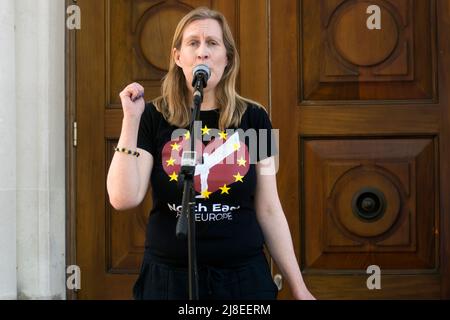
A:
132,253,278,300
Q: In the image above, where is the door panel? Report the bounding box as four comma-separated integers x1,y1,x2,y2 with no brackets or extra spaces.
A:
303,138,436,269
271,0,449,299
302,0,435,101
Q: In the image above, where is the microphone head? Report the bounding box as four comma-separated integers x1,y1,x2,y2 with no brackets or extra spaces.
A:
192,64,211,82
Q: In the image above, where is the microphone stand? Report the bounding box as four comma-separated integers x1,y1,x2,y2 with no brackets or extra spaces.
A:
175,73,207,300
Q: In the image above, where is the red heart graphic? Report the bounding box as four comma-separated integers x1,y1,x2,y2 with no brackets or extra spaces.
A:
161,132,250,196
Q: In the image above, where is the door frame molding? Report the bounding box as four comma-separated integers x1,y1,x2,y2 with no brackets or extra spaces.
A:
65,0,78,301
437,0,450,299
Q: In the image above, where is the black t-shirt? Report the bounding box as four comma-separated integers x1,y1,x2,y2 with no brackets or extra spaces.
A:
137,102,277,267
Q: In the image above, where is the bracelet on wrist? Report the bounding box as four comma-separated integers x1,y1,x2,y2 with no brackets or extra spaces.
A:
114,146,140,157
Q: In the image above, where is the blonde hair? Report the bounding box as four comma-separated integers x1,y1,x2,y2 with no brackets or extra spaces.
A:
153,7,262,130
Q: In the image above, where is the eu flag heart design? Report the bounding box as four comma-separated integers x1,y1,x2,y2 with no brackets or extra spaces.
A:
161,131,250,198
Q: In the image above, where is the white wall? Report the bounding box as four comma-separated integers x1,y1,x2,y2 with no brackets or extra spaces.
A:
0,0,66,299
0,0,18,300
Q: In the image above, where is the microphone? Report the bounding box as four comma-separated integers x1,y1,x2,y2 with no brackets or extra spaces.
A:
191,64,211,105
191,64,211,88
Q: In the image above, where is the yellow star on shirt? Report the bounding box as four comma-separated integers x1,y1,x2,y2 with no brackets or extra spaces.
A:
171,142,181,151
169,172,178,182
233,143,240,151
219,184,231,194
233,172,244,183
218,131,227,140
201,125,211,136
237,157,247,167
166,157,176,167
201,189,212,199
184,131,190,140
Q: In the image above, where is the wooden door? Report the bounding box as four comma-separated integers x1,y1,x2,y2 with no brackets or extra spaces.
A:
271,0,450,299
73,0,270,299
